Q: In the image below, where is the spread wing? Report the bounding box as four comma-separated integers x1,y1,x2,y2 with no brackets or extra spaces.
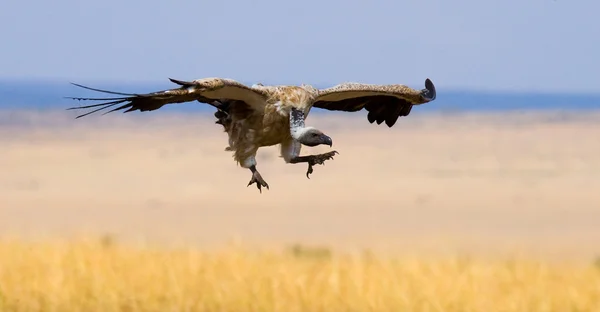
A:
66,77,269,118
312,78,436,127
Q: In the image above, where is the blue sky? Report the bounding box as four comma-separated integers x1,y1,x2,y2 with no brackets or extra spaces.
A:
1,0,598,93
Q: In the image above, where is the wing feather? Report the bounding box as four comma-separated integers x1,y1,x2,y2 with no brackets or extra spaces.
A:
312,78,436,127
66,77,269,119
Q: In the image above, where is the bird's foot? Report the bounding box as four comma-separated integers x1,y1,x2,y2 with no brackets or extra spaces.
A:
305,151,339,179
247,166,269,193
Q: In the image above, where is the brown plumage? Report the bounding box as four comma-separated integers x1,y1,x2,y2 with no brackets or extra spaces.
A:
312,79,436,127
67,77,436,192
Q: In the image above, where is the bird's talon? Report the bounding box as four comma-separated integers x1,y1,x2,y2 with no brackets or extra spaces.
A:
306,164,314,179
247,171,269,193
304,151,338,179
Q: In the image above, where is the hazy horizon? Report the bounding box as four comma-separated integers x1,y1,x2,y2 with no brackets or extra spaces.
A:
2,79,599,116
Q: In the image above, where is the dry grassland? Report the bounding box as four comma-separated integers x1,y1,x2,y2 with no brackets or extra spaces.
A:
1,238,600,311
0,109,599,311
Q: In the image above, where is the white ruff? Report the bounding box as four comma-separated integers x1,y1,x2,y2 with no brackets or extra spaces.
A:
291,126,315,140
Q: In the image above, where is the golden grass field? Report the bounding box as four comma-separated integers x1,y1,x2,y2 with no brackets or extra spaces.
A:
1,109,600,311
1,238,599,311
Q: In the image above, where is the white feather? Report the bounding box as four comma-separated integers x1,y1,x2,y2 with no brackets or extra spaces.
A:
241,156,257,168
291,126,316,140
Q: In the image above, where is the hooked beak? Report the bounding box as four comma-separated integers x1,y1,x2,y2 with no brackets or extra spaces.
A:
322,135,333,147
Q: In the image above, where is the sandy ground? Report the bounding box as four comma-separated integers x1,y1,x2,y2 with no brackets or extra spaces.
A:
1,109,599,259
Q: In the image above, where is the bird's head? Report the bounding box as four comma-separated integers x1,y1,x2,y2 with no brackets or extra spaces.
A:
296,127,332,147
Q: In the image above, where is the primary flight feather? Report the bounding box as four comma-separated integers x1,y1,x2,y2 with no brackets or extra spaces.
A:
67,77,436,192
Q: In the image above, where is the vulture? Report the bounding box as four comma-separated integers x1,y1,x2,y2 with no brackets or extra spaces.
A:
66,77,436,192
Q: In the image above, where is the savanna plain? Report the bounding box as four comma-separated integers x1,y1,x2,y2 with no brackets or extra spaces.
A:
1,109,599,311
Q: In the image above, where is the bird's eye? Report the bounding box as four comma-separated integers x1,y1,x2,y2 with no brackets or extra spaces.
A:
312,133,319,137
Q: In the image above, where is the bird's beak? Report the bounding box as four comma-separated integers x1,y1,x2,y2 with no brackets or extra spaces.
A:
322,135,333,147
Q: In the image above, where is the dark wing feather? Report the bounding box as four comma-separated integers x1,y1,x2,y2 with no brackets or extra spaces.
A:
66,80,213,118
312,78,436,128
66,77,268,119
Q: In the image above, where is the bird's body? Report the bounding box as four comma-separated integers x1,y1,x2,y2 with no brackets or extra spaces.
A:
219,84,319,168
67,77,436,192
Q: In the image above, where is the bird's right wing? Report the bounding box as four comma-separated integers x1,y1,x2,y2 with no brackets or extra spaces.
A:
66,77,270,118
312,78,436,127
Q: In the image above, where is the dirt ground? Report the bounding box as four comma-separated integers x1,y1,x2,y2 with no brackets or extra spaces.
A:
1,109,599,259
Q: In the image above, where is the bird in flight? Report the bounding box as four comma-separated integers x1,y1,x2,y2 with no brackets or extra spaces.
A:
67,77,436,193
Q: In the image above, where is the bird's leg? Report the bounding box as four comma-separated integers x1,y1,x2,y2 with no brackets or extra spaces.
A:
289,151,339,179
247,165,269,193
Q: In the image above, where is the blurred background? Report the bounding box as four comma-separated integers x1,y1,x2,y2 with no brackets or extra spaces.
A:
1,0,599,259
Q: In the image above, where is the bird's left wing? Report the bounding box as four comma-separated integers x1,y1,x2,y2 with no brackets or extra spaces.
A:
66,77,269,118
312,78,436,127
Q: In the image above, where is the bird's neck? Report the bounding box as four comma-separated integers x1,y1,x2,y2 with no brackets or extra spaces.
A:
289,107,309,140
